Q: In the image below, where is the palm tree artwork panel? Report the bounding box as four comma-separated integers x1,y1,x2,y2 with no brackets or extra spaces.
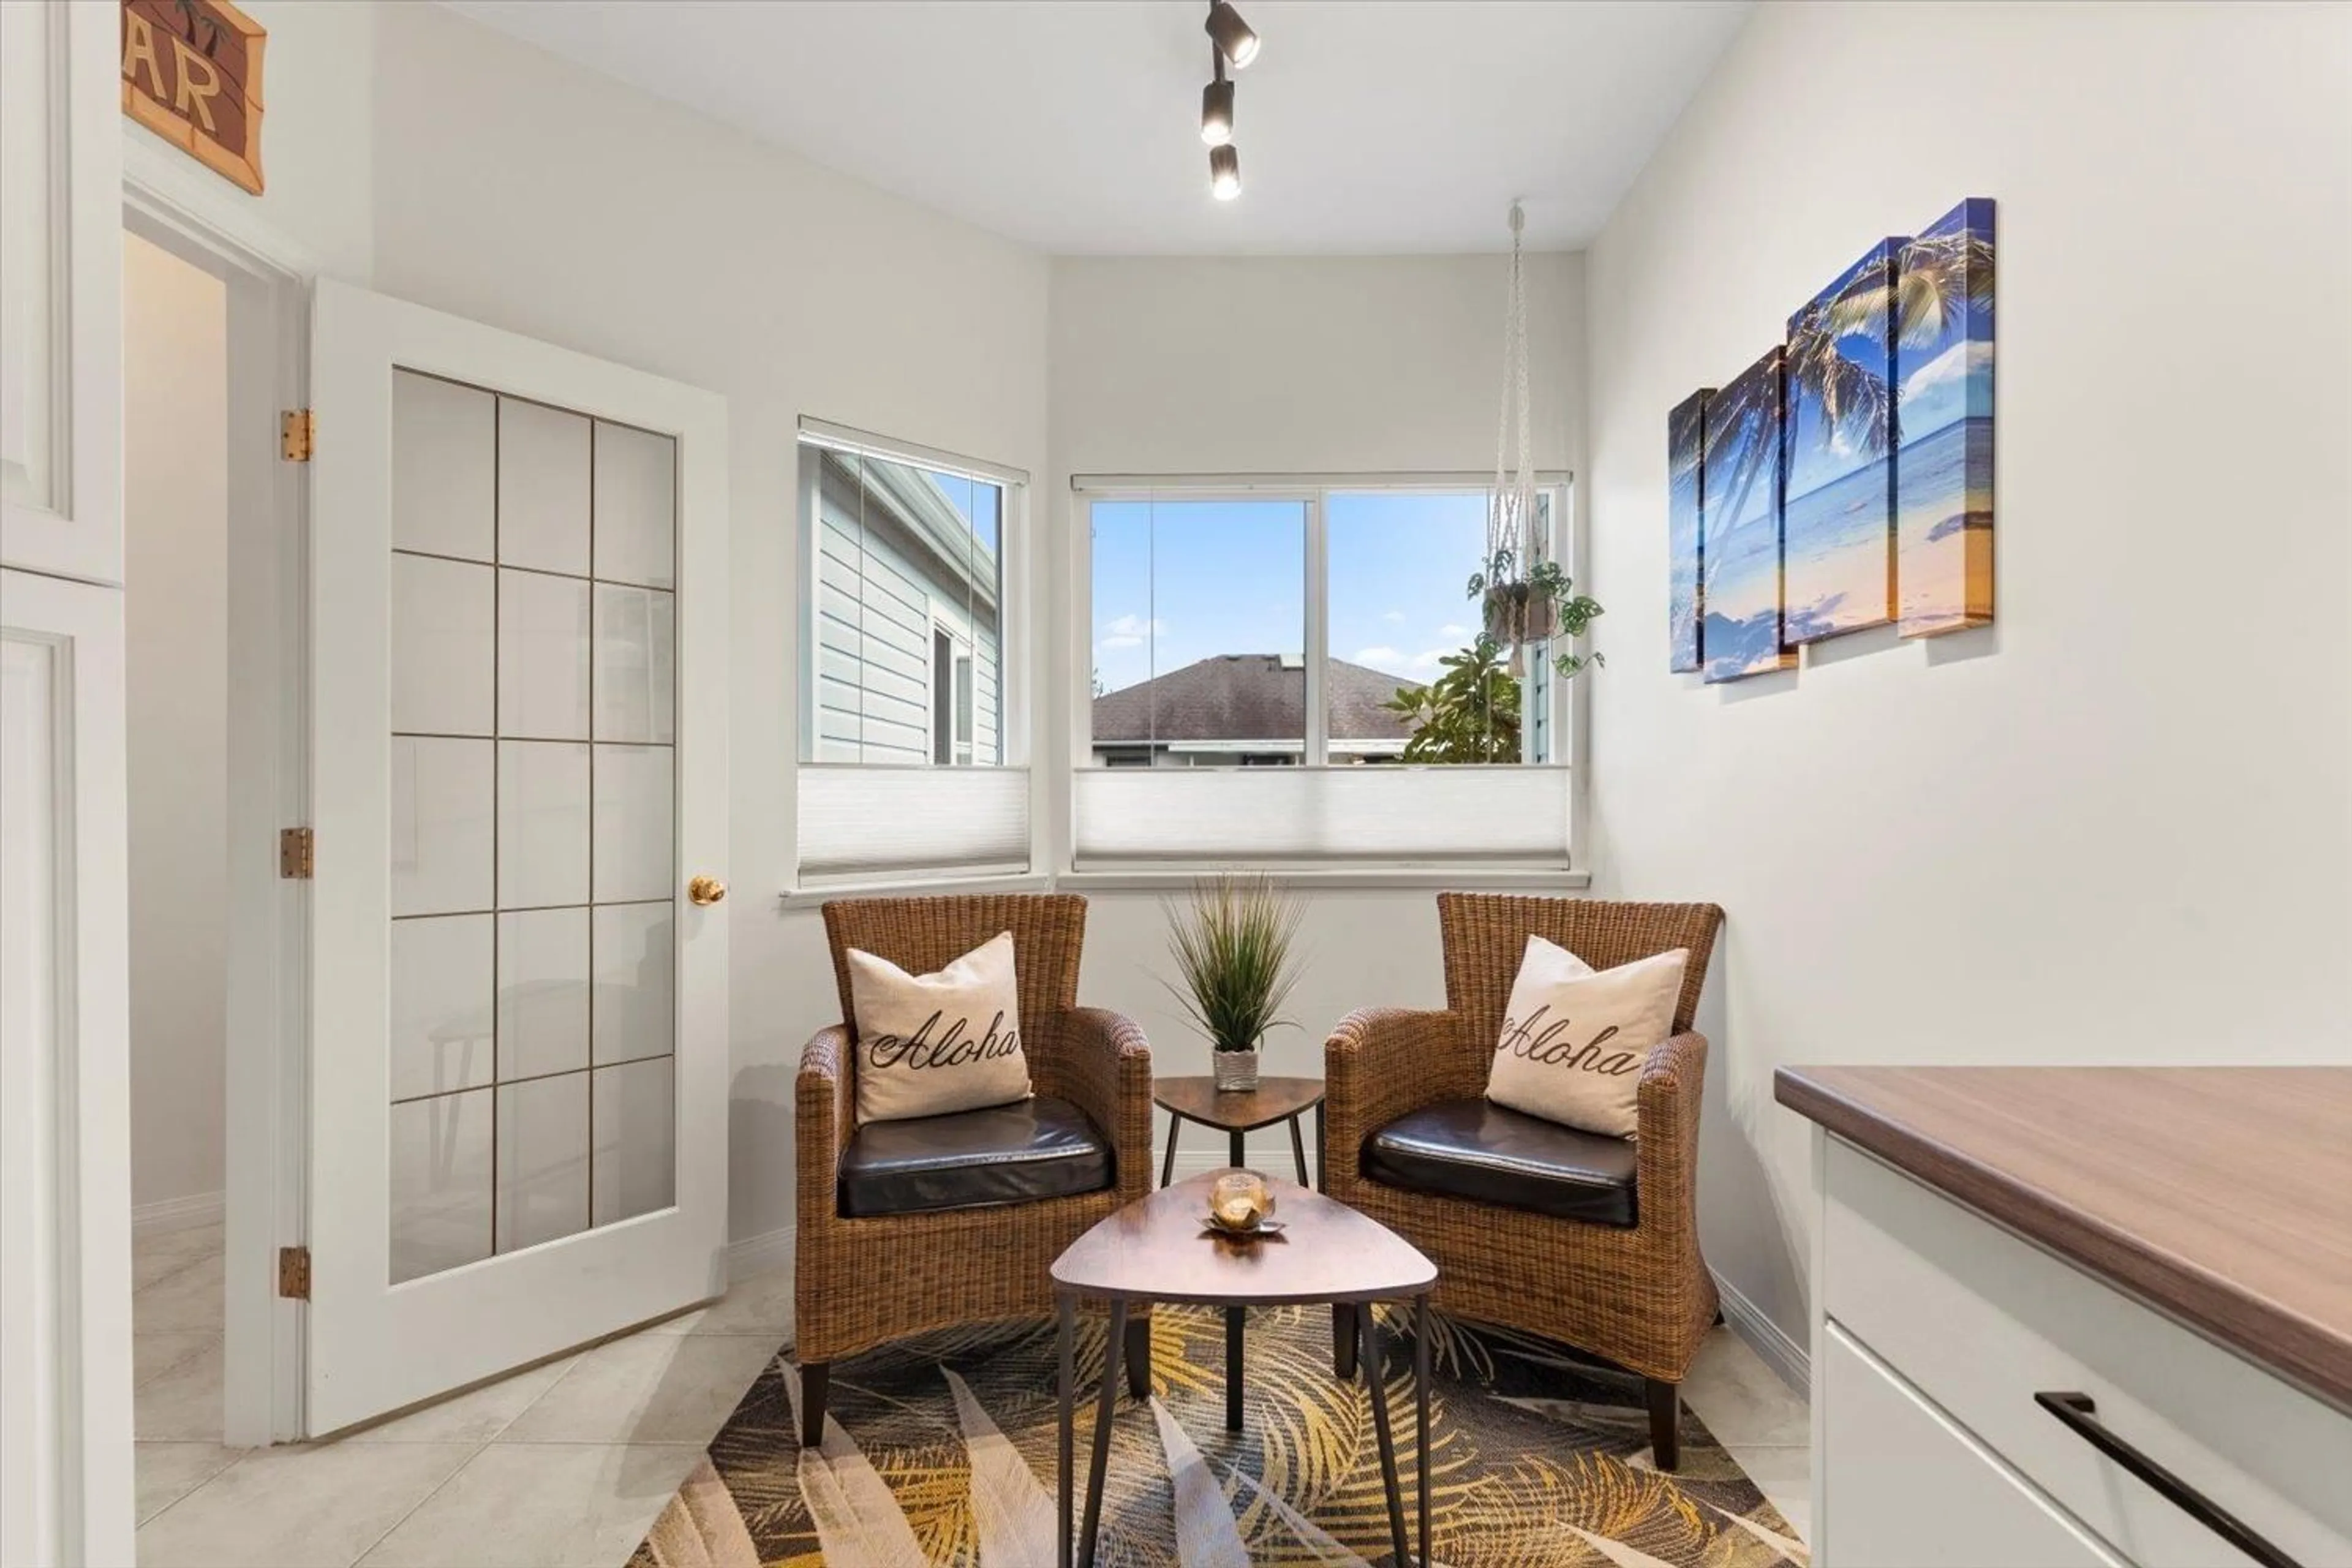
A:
1894,199,1996,636
1666,390,1711,673
1699,347,1797,682
1783,238,1904,642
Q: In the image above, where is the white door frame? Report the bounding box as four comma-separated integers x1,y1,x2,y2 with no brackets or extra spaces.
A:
123,143,314,1447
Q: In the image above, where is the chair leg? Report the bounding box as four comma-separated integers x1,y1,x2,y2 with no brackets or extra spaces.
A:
1125,1314,1152,1400
801,1362,829,1449
1333,1303,1359,1379
1645,1378,1681,1471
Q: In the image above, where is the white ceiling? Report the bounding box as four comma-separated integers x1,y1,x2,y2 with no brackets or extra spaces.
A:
445,0,1752,256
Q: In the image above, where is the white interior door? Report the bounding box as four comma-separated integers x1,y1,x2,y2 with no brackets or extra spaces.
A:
306,279,729,1434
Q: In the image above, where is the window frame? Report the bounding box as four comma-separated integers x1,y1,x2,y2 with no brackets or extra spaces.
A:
796,418,1028,771
1067,471,1586,874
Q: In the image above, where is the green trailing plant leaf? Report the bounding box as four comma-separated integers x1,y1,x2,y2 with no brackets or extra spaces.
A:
1163,873,1305,1054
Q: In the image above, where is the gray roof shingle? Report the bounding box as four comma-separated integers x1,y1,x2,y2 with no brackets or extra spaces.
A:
1092,655,1422,744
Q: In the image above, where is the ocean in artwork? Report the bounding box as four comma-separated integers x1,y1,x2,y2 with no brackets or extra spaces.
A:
1894,198,1996,636
1700,349,1793,683
1667,391,1708,672
1782,240,1899,643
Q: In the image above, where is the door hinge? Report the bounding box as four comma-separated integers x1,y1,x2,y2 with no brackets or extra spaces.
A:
279,826,314,879
277,1245,311,1301
281,409,315,462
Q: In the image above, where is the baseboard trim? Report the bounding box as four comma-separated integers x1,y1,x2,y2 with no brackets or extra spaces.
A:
1164,1147,1322,1186
728,1224,796,1282
134,1190,225,1235
1715,1270,1809,1392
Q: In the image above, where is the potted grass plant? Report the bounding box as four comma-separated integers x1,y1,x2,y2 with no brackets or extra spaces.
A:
1164,872,1304,1093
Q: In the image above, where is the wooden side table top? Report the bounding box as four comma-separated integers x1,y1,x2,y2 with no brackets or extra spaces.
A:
1050,1172,1435,1307
1153,1074,1324,1132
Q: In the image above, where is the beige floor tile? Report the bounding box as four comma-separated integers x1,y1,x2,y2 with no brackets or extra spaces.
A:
1681,1328,1809,1448
135,1443,242,1525
499,1332,777,1446
133,1251,225,1335
343,1355,579,1444
135,1441,475,1568
640,1267,793,1340
137,1340,224,1442
356,1443,706,1567
1725,1442,1812,1543
135,1332,219,1390
134,1225,224,1293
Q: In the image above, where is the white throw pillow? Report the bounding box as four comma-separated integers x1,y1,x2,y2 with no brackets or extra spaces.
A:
846,932,1033,1125
1483,935,1688,1138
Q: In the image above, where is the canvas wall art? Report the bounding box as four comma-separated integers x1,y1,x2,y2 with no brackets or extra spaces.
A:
1666,390,1711,673
1699,347,1795,682
1782,238,1901,643
1894,198,1996,636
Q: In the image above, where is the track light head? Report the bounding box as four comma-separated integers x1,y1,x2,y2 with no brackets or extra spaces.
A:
1205,1,1259,69
1209,143,1242,201
1200,78,1234,146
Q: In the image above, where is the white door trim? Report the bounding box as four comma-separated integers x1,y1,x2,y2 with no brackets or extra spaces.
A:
124,167,316,1449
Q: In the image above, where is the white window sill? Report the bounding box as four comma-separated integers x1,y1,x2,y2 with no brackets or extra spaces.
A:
778,870,1050,910
1054,867,1591,894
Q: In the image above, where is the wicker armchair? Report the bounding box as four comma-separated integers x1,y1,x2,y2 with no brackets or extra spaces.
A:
794,895,1153,1444
1324,894,1725,1468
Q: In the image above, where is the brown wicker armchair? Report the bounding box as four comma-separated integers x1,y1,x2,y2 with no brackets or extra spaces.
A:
1324,894,1725,1468
794,895,1153,1444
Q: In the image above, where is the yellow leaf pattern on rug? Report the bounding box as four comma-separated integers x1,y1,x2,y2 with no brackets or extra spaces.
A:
1152,1397,1251,1568
782,1363,927,1568
945,1367,1059,1566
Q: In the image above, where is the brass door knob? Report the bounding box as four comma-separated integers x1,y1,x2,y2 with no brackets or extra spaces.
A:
687,875,727,907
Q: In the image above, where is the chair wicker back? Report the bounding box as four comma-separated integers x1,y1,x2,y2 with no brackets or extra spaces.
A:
821,893,1087,1040
1438,893,1723,1050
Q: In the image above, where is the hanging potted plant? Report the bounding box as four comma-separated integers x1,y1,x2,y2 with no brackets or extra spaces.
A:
1480,200,1605,680
1164,872,1303,1093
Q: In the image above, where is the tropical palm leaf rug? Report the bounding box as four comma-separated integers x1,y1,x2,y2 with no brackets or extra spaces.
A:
631,1305,1804,1567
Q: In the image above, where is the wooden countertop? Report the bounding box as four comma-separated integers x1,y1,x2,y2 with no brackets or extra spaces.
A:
1775,1066,2352,1411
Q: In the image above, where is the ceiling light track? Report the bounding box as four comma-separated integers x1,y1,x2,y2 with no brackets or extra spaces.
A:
1200,2,1257,199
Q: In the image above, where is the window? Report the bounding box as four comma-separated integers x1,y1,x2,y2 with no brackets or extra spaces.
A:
1074,478,1578,867
796,423,1028,883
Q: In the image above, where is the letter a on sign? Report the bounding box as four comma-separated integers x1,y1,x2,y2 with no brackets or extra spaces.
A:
121,0,267,194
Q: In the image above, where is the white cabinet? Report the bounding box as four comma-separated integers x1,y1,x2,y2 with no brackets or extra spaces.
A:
0,571,134,1568
1812,1135,2352,1568
1,0,123,585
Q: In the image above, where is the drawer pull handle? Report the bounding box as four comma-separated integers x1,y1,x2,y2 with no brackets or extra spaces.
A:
2034,1392,2302,1568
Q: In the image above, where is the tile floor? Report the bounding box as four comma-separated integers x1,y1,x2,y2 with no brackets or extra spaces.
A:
132,1225,1810,1565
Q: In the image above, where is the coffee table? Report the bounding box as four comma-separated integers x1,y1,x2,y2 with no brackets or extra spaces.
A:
1050,1170,1438,1568
1153,1074,1325,1188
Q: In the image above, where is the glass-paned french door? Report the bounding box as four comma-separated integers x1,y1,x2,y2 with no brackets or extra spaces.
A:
385,371,680,1281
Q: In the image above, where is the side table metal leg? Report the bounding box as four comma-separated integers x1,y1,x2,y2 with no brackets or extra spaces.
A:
1224,1303,1245,1432
1159,1110,1181,1188
1314,1101,1327,1192
1057,1294,1075,1568
1080,1299,1128,1568
1359,1302,1410,1567
1228,1127,1245,1169
1287,1114,1309,1186
1415,1295,1432,1567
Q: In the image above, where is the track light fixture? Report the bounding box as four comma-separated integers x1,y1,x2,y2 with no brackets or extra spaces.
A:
1204,1,1259,70
1209,143,1242,201
1201,64,1234,147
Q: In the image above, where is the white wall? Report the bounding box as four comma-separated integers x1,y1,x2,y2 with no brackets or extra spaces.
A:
1047,253,1592,1126
123,232,228,1213
1583,1,2352,1351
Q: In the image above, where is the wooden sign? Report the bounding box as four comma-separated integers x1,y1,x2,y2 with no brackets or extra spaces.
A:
122,0,266,194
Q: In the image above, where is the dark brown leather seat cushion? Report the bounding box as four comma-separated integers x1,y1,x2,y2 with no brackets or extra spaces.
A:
1362,1097,1638,1227
839,1095,1112,1219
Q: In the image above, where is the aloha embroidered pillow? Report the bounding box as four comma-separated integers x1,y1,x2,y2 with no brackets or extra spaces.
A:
1483,935,1687,1138
846,932,1032,1125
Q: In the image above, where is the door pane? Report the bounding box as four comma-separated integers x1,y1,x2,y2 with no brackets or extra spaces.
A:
388,372,679,1280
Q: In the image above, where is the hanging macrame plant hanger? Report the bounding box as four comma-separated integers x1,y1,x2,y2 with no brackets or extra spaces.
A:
1483,201,1554,676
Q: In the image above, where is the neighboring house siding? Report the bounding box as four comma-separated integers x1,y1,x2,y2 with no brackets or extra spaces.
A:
813,471,1001,764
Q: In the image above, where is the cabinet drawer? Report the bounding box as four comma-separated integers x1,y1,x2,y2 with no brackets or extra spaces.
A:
1823,1322,2128,1568
1825,1139,2352,1568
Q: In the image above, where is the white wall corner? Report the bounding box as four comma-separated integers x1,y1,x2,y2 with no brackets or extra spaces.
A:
1716,1267,1809,1393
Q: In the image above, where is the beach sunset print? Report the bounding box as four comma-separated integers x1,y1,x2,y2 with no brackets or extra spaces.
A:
1700,347,1794,682
1667,390,1709,673
1894,198,1996,636
1783,239,1902,642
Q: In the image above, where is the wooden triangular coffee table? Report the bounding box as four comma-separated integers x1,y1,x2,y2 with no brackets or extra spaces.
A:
1050,1170,1438,1567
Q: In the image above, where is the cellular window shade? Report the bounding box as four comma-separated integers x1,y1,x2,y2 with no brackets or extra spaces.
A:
798,764,1031,881
1071,766,1571,865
